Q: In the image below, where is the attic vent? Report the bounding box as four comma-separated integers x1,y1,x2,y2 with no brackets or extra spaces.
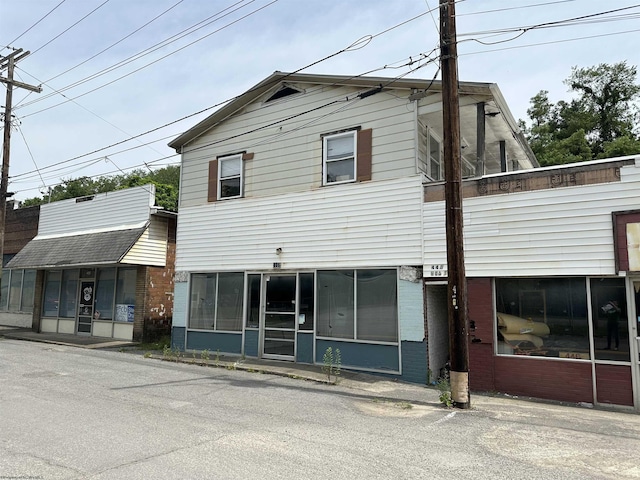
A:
75,195,94,203
266,84,303,102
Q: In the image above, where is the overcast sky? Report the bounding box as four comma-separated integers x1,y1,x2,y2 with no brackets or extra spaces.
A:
1,0,639,202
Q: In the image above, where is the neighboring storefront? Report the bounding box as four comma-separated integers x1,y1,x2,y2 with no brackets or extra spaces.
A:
423,155,640,410
0,205,39,328
6,186,176,342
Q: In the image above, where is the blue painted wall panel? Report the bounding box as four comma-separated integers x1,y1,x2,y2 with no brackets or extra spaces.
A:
171,326,186,351
244,329,259,357
400,340,427,384
296,332,314,363
316,340,399,372
186,331,242,353
172,282,188,328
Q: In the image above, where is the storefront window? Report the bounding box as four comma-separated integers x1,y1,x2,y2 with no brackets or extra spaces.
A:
496,278,589,358
0,270,8,310
245,274,260,328
298,273,314,331
216,273,244,331
189,273,243,331
59,269,79,318
357,269,398,342
43,271,62,317
317,270,355,338
317,269,398,342
95,268,116,320
590,278,629,361
21,270,36,313
8,270,23,311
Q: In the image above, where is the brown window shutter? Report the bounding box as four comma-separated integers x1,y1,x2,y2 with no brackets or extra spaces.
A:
208,159,218,202
357,128,372,182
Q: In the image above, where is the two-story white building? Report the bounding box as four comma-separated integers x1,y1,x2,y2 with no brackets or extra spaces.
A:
168,71,536,384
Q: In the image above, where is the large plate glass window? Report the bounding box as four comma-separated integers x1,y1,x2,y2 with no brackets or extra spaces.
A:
496,278,589,358
189,273,243,331
323,131,356,185
59,269,79,318
43,271,62,317
317,269,398,342
218,154,242,199
590,278,629,361
95,268,116,320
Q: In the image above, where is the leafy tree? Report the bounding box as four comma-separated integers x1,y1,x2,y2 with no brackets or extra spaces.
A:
19,166,180,211
522,62,640,166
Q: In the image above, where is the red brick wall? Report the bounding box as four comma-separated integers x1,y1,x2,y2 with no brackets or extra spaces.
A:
494,357,594,403
468,278,495,391
142,217,176,341
595,364,633,406
4,205,39,255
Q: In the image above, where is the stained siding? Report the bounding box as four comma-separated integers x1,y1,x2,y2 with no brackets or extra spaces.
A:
176,176,423,271
423,162,640,276
121,217,168,266
180,84,417,207
38,185,154,237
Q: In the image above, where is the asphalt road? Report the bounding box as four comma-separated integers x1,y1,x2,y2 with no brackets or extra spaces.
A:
1,338,639,480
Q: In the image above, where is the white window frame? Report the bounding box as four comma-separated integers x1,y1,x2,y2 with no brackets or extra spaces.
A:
323,131,357,186
218,154,243,200
428,130,443,181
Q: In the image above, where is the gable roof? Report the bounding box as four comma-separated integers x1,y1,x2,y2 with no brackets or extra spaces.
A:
168,71,538,169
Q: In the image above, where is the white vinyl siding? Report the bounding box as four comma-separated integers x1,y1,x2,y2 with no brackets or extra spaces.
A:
37,185,154,237
179,84,416,207
121,216,168,266
176,176,423,271
423,162,640,277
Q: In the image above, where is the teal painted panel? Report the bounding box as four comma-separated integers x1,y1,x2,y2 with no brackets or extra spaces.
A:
296,332,314,364
316,340,399,371
244,329,259,357
171,326,186,351
400,340,427,384
187,330,242,353
172,282,188,328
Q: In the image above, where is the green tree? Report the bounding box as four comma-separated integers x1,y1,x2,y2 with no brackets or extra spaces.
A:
19,166,180,211
522,62,640,166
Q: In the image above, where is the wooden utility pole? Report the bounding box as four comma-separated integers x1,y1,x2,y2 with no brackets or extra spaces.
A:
439,0,470,408
0,49,41,268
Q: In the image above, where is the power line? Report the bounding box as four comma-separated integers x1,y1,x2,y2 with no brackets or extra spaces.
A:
15,0,261,110
30,0,112,57
4,0,67,48
456,0,579,17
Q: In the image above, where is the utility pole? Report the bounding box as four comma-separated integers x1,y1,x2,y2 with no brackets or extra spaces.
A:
439,0,470,409
0,49,42,269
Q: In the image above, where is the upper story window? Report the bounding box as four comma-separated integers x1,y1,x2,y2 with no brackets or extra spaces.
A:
428,132,443,181
323,131,357,185
218,154,243,199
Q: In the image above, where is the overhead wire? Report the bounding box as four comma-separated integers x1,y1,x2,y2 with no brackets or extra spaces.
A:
15,0,262,110
3,0,67,49
11,6,442,182
30,0,112,57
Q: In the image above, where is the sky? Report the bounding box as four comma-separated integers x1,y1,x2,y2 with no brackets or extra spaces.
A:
1,0,639,203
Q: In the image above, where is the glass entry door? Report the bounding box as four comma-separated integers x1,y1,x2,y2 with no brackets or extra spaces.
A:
77,280,95,335
262,275,297,359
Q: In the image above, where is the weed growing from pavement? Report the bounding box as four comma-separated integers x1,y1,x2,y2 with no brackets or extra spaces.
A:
437,378,453,408
201,349,210,365
143,352,152,359
322,347,341,383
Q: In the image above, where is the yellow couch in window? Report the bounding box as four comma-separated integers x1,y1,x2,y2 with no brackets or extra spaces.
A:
497,313,550,349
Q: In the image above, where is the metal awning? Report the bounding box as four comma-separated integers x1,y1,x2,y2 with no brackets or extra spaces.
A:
5,228,146,269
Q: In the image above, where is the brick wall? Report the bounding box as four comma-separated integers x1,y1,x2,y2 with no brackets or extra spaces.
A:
142,217,176,341
494,357,594,403
468,278,495,391
4,205,39,256
595,364,633,406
